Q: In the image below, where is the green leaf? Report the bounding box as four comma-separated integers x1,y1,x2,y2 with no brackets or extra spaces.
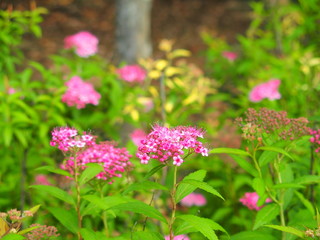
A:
229,154,258,177
294,191,315,216
175,170,206,203
14,130,28,147
176,215,218,240
258,150,278,167
143,164,166,180
27,204,41,214
1,234,25,240
110,201,167,224
79,163,104,185
294,175,320,185
257,146,293,160
264,225,304,238
132,231,164,240
82,195,129,210
30,185,75,205
4,125,13,147
210,148,250,156
35,166,72,177
230,231,277,240
271,183,305,190
80,228,108,240
177,179,224,201
17,225,40,235
252,178,265,197
122,181,169,195
253,203,280,230
47,207,78,234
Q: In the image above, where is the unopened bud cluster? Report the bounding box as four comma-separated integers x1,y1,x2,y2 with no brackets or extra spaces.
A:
26,224,60,240
305,227,320,238
0,209,33,222
235,108,310,142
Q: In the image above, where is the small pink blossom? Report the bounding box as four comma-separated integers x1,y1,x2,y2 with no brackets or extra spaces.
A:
136,125,208,166
35,175,51,186
130,129,147,146
62,76,101,109
64,31,98,57
239,192,272,211
310,129,320,152
249,79,281,102
7,88,16,94
164,235,190,240
117,65,146,83
180,193,207,207
222,51,238,62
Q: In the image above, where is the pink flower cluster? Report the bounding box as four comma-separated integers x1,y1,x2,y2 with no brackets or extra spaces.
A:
249,79,281,102
50,127,132,182
130,129,147,147
62,76,101,109
164,235,190,240
180,193,207,207
136,125,208,166
62,141,132,181
310,129,320,152
0,209,33,222
26,224,60,240
50,127,95,152
117,65,146,83
222,51,238,62
35,174,51,186
64,31,98,57
239,192,271,211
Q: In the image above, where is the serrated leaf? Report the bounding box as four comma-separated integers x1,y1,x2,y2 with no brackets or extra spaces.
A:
110,201,167,223
35,166,72,177
143,164,166,180
122,181,169,195
177,179,224,202
230,231,277,240
258,146,293,160
175,170,206,203
210,148,250,156
30,185,74,205
79,164,104,185
176,215,218,240
229,154,258,177
264,225,304,238
47,207,78,234
253,203,280,230
132,231,164,240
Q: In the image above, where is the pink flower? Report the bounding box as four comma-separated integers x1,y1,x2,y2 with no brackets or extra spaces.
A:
130,129,147,146
239,192,272,211
310,129,320,152
249,79,281,102
7,87,16,94
222,51,238,62
62,76,101,109
35,175,51,186
164,235,190,240
136,125,208,166
64,31,98,57
117,65,146,83
180,193,207,207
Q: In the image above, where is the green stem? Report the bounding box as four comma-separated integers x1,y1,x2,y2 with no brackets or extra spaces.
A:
73,155,83,240
99,184,109,237
169,166,178,240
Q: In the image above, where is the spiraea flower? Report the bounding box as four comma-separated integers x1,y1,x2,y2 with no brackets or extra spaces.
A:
62,76,101,109
26,224,59,240
310,129,320,152
239,192,271,211
180,193,207,207
164,235,190,240
136,125,208,166
235,108,310,142
62,141,132,182
64,31,98,57
222,51,238,62
117,65,146,83
249,79,281,102
130,129,147,147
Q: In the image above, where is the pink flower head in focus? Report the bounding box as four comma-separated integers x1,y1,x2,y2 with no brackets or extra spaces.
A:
35,174,51,186
249,79,281,103
136,125,208,166
64,31,98,57
130,129,147,147
310,129,320,153
222,51,238,62
239,192,272,211
62,76,101,109
164,235,190,240
117,65,146,83
180,193,207,207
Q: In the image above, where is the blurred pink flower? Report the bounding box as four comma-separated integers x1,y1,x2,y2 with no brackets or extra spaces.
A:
249,79,281,102
35,174,51,186
222,51,238,62
239,192,272,211
117,65,146,83
62,76,101,109
164,235,190,240
64,31,98,57
180,193,207,207
7,88,16,94
130,129,147,147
